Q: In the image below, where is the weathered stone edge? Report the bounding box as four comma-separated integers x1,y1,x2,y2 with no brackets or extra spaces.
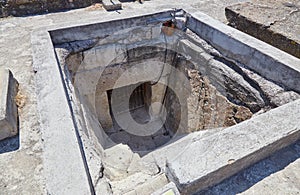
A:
166,99,300,194
49,9,174,44
186,10,300,93
31,30,93,195
225,4,300,59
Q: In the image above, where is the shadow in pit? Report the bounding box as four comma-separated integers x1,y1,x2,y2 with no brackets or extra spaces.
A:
0,135,20,154
196,140,300,195
105,85,187,157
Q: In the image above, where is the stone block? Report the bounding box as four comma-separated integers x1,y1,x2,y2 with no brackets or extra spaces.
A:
102,0,122,11
151,182,180,195
135,174,169,194
103,144,134,180
166,99,300,194
0,68,18,141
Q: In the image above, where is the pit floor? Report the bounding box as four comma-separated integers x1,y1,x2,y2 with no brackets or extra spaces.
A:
0,0,299,194
105,106,172,156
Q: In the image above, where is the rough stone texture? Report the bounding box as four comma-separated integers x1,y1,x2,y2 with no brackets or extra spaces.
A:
0,68,18,141
240,65,300,107
61,24,165,132
51,9,300,195
225,0,300,58
0,1,300,194
177,36,266,112
104,144,168,194
197,140,300,195
164,56,254,133
60,23,267,139
166,99,300,194
103,144,159,180
0,14,45,195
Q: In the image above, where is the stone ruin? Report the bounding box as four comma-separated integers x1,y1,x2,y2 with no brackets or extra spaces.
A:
1,8,300,195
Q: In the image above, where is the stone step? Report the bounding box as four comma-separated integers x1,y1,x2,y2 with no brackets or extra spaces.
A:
151,182,180,195
0,68,18,141
102,0,122,11
103,143,159,181
111,173,168,195
164,99,300,194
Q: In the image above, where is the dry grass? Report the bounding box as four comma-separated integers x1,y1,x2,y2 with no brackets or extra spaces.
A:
15,88,26,109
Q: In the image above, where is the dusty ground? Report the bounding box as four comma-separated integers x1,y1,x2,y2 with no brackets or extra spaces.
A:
0,0,299,194
226,0,300,58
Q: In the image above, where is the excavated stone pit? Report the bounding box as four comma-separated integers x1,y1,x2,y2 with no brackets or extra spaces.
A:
55,16,298,155
44,9,300,194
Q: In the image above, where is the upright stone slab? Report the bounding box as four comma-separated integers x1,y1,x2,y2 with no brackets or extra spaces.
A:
0,68,18,141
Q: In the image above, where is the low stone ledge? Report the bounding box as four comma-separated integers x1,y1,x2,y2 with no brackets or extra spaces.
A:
187,11,300,93
0,68,18,141
166,99,300,194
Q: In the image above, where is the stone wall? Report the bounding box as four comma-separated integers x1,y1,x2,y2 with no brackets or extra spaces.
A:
65,42,257,137
164,55,253,134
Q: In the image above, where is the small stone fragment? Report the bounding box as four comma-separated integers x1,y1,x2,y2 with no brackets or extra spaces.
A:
102,0,122,11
